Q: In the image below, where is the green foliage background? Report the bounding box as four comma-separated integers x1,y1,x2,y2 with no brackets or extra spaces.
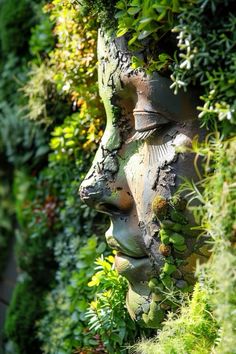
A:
0,0,235,354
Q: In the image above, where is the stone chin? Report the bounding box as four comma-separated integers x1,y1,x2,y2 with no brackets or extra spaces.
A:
115,252,163,328
114,240,210,328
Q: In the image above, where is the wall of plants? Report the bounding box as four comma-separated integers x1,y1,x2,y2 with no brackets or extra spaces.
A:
0,0,235,354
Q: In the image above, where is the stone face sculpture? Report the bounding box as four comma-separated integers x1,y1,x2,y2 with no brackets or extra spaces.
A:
80,30,208,328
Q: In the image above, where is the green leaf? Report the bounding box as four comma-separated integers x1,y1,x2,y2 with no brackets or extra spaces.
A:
131,55,144,68
162,263,177,275
172,0,180,13
158,53,172,62
128,35,138,46
152,4,166,13
173,244,187,252
161,274,173,288
65,140,75,147
114,10,126,19
169,233,185,245
157,9,167,21
137,17,153,30
138,30,153,40
130,0,141,5
117,27,129,37
160,229,170,245
127,6,140,15
116,1,126,10
35,145,50,157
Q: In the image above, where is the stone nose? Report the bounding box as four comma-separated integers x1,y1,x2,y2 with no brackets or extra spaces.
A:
79,166,133,216
79,175,111,209
80,174,133,216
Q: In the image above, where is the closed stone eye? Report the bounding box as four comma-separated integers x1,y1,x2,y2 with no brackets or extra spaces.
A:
126,128,158,143
126,111,170,143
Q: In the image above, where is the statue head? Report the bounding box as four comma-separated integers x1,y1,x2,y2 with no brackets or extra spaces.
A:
80,30,208,328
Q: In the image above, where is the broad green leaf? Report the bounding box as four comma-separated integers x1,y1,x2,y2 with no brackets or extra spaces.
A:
169,233,185,245
162,263,177,275
114,10,126,19
174,243,187,252
127,6,140,15
130,0,141,5
116,1,126,10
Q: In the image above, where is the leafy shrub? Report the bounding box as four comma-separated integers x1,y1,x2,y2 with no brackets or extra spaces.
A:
14,169,59,287
189,137,236,353
0,53,29,105
8,146,109,352
37,237,108,354
115,0,181,42
4,279,45,354
0,103,49,168
0,0,39,59
0,163,14,274
81,0,117,27
50,106,104,163
29,10,55,56
170,0,236,128
44,0,98,96
86,254,141,353
22,62,71,125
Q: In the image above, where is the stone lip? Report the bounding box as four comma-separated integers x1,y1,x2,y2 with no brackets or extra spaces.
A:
115,253,156,284
105,220,147,258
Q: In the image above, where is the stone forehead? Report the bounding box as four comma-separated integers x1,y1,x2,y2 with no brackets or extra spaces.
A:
98,29,147,95
98,29,132,69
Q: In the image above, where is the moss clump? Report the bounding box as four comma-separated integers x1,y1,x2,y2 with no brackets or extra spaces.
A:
152,195,169,220
159,243,171,257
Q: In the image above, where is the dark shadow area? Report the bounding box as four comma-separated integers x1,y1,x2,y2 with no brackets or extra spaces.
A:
0,237,17,352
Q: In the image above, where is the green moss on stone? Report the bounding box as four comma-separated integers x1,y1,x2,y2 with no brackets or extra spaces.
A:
152,195,169,220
